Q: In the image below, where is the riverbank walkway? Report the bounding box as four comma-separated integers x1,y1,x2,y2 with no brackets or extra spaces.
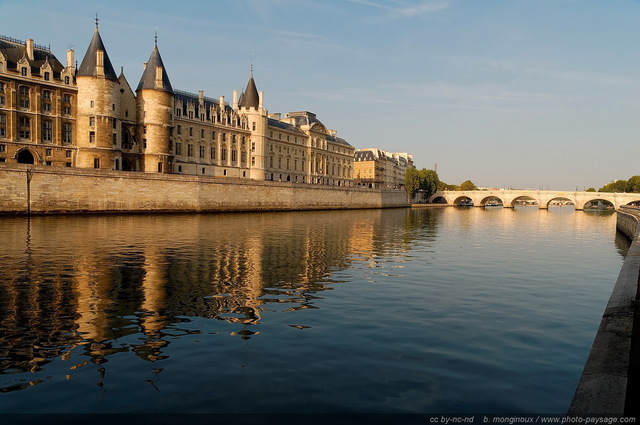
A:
568,206,640,416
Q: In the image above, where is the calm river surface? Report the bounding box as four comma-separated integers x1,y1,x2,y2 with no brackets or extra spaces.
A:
0,207,629,414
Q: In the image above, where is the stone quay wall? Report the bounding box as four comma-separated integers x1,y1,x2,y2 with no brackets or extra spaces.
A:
569,206,640,415
0,164,408,214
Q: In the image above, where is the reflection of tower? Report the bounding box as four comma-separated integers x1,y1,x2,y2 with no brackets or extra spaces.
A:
140,245,169,336
73,254,112,342
242,233,265,323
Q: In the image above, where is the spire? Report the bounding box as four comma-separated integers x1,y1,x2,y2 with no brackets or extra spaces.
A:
238,64,259,109
77,20,118,80
136,36,173,93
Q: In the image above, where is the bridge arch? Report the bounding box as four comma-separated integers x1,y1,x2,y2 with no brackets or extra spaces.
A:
479,196,504,207
452,195,474,206
545,197,575,209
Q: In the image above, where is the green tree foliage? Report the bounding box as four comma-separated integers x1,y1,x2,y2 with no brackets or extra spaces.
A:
585,188,596,192
627,176,640,193
422,169,440,199
438,181,458,191
404,168,440,199
599,180,628,193
404,167,422,198
458,180,478,191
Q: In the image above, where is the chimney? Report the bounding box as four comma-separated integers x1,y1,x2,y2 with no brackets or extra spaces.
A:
155,66,163,90
26,39,34,61
66,49,74,69
259,91,264,109
96,50,104,76
219,96,225,107
232,90,238,109
198,90,204,102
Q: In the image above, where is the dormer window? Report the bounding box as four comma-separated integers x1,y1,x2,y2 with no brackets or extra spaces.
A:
21,67,27,76
64,76,70,84
44,72,50,81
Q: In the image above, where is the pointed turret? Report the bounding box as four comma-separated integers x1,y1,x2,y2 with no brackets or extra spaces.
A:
77,21,117,80
136,41,173,93
237,66,267,181
238,68,259,109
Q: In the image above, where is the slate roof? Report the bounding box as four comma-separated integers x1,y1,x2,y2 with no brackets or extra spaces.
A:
0,36,64,78
238,74,259,109
77,27,118,80
174,89,233,120
267,118,306,134
355,150,376,161
136,44,173,93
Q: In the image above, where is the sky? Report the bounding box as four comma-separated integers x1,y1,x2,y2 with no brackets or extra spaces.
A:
1,0,639,190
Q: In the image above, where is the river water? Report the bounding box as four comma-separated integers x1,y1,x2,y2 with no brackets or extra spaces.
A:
0,207,629,415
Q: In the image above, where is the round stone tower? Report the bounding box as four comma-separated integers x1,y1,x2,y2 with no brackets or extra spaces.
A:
136,38,174,173
75,21,121,170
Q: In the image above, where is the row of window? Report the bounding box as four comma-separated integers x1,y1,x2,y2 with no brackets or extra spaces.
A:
11,65,72,84
0,83,73,113
174,124,247,144
174,142,248,163
175,107,246,128
0,114,73,143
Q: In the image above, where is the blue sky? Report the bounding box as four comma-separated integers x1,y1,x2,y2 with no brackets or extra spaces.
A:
2,0,639,190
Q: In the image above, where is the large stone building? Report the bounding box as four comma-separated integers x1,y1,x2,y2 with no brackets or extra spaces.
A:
354,148,413,189
0,23,354,186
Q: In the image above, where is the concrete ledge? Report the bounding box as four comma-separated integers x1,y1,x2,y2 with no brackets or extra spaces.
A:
568,207,640,415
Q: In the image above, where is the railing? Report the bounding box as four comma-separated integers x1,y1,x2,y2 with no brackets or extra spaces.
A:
0,35,50,51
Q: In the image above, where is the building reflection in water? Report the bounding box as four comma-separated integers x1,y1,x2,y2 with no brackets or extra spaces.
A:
0,208,430,393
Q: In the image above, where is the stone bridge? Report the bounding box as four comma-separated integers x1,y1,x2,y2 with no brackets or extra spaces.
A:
428,190,640,210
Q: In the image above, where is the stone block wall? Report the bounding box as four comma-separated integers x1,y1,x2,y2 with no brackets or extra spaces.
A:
0,164,408,214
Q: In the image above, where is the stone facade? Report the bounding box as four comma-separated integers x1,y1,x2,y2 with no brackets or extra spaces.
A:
0,25,361,188
354,148,413,189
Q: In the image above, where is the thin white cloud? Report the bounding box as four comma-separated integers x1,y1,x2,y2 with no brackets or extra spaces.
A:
348,0,451,18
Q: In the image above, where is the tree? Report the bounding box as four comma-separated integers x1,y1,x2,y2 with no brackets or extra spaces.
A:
421,169,440,199
458,180,478,191
404,168,440,201
599,180,628,193
437,181,457,191
585,187,596,192
627,176,640,193
404,167,422,198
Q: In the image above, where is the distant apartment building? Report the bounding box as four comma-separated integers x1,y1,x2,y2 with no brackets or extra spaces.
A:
354,148,413,189
0,24,354,186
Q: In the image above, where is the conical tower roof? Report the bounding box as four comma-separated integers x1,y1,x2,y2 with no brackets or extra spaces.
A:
77,24,118,80
136,41,173,93
238,71,259,109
